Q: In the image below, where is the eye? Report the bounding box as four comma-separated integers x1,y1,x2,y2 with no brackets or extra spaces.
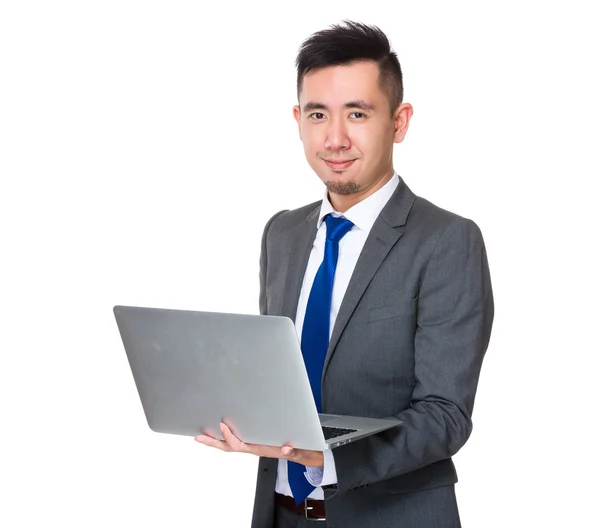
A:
308,112,327,120
349,112,366,119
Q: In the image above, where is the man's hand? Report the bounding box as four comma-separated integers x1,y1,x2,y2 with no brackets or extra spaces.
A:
194,422,325,467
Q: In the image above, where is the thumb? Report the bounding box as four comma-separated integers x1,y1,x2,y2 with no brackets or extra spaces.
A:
281,446,295,458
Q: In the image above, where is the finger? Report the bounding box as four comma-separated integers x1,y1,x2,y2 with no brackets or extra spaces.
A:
220,423,247,452
194,434,232,452
281,446,295,458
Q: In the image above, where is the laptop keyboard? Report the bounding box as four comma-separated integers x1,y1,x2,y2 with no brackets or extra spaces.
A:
322,426,358,440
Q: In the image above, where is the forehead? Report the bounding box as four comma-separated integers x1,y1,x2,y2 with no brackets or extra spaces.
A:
299,61,385,106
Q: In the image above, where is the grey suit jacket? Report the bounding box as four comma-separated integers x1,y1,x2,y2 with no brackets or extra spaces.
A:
250,177,494,528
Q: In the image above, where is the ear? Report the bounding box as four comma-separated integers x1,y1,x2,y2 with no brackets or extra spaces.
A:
293,105,302,139
393,103,413,144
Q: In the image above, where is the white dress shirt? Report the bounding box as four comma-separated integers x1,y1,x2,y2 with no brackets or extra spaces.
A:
275,173,400,500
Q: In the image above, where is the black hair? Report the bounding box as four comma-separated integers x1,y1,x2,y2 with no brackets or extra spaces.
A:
295,20,403,114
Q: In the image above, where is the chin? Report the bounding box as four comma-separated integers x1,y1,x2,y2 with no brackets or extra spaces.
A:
325,180,361,195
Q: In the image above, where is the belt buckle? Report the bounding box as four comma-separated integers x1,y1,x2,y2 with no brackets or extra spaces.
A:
303,500,326,522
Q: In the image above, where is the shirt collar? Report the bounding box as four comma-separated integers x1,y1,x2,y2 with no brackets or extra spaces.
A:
317,172,400,234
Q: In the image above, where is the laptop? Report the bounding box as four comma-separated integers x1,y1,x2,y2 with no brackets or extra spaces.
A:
113,305,401,450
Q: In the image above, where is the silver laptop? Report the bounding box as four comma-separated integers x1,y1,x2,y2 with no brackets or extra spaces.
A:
113,305,401,450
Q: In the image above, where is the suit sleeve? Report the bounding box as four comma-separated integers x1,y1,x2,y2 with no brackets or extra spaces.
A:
259,210,287,316
332,217,494,493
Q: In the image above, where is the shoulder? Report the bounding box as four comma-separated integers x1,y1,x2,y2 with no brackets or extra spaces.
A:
262,199,321,237
410,194,484,243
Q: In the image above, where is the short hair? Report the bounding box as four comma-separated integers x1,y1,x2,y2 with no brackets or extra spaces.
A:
295,20,403,114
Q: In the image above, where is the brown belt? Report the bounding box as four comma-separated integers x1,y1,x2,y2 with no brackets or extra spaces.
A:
275,492,326,520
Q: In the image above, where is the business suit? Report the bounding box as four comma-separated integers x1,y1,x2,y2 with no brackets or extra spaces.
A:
251,176,494,528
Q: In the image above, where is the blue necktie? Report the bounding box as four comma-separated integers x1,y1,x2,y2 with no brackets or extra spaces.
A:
288,214,354,505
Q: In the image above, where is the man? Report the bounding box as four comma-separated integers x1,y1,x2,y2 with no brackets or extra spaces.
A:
195,21,494,527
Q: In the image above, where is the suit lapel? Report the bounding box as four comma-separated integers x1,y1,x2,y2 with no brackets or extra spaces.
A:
323,178,416,376
278,205,320,320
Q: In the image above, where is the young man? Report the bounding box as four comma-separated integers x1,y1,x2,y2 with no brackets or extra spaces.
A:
195,21,494,527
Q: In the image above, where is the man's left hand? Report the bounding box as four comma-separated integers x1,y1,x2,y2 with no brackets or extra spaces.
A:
194,422,324,467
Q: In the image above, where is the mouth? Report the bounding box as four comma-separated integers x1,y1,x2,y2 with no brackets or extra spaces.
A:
323,158,356,171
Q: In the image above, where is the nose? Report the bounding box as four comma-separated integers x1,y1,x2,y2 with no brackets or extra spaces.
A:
324,117,351,151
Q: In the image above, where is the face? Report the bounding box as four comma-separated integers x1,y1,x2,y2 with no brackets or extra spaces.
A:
294,60,413,211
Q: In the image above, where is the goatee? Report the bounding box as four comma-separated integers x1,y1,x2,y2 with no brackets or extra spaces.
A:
325,180,360,195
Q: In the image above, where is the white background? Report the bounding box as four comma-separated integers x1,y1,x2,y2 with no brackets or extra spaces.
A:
1,1,598,526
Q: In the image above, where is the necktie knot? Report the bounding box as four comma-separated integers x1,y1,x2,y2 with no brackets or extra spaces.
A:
325,215,354,242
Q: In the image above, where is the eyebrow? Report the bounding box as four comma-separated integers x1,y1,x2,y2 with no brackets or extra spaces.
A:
302,100,375,113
